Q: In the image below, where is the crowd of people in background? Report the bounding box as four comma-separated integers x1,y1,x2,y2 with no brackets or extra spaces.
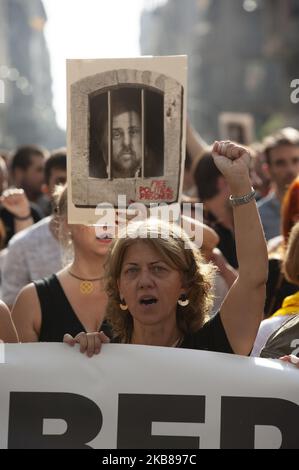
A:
0,120,299,369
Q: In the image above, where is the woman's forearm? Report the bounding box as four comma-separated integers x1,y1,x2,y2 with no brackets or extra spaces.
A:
229,175,268,286
14,215,34,234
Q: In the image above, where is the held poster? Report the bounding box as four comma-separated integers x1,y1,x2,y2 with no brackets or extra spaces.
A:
67,56,187,225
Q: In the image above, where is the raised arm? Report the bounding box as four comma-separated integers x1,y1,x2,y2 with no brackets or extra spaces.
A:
0,301,18,342
0,189,34,234
213,141,268,355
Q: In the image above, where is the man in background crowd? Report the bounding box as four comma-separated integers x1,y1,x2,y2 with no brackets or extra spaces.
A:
10,145,48,216
258,128,299,240
1,149,67,308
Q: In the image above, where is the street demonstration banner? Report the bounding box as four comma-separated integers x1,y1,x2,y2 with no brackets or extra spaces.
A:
0,344,299,449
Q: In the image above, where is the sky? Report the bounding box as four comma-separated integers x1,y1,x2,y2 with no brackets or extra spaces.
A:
43,0,157,130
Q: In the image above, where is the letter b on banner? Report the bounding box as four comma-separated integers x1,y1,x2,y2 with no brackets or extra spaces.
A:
8,392,102,449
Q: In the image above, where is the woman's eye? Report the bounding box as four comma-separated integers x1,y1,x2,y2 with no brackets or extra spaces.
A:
152,266,166,273
126,267,138,274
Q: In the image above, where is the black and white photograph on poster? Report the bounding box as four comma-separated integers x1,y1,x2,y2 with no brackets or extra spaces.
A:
67,56,187,225
89,87,164,179
219,112,255,145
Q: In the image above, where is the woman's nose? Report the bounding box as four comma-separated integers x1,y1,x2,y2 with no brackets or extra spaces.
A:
137,268,154,288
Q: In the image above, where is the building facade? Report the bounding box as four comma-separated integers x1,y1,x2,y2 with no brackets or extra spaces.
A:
0,0,64,150
140,0,299,142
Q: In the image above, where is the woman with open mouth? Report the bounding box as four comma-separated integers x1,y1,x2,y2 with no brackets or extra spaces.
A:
64,141,268,357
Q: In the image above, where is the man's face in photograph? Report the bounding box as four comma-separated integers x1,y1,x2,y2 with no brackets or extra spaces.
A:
111,109,142,177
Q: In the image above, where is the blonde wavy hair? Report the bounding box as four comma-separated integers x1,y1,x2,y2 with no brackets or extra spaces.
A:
283,221,299,286
105,219,216,343
51,184,74,266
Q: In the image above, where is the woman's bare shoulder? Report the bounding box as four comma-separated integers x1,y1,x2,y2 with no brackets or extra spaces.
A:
0,300,18,342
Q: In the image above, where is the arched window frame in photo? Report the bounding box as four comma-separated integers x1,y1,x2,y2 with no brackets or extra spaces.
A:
70,69,184,208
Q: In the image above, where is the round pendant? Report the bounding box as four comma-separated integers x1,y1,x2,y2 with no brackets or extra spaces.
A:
80,281,94,295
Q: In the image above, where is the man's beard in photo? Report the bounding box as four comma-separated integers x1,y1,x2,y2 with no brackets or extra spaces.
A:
112,145,141,177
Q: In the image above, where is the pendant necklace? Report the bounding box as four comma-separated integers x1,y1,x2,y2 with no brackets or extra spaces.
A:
68,270,102,295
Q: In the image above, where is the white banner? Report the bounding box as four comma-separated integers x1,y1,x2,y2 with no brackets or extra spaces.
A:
0,344,299,449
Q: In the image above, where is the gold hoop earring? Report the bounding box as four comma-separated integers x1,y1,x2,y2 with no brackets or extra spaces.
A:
177,294,189,307
119,299,128,311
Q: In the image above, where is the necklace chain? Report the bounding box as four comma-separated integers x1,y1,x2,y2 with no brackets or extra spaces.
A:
130,335,184,347
68,270,103,282
68,270,103,295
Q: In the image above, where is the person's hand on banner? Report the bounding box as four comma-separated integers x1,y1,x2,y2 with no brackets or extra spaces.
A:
279,355,299,369
63,331,110,357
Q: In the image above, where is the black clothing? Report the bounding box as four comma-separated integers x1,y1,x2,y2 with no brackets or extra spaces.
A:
179,312,234,353
265,258,298,318
260,315,299,359
34,274,109,342
204,212,238,269
35,273,233,355
112,312,234,354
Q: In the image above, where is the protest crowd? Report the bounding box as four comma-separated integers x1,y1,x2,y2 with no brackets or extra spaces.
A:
1,1,299,450
0,122,298,371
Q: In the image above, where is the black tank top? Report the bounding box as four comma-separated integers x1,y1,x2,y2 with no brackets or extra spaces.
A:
34,274,108,342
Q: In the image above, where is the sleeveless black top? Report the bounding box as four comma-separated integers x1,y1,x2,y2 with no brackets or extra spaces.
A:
112,313,234,354
34,274,107,342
